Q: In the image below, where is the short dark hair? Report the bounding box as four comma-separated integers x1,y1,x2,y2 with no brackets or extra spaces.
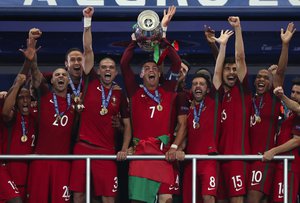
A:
99,57,116,64
191,73,211,89
194,68,212,82
65,48,82,61
224,56,235,64
141,59,157,68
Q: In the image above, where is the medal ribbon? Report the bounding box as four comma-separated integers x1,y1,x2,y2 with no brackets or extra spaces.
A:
21,115,27,136
100,84,113,109
68,75,82,97
252,95,263,117
193,100,204,124
142,86,161,105
53,93,71,117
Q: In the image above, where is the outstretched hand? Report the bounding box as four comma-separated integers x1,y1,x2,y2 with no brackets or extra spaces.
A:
281,22,296,44
213,29,234,45
161,5,176,28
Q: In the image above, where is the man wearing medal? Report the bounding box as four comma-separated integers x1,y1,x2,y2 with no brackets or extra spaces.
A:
64,47,84,107
213,17,252,202
181,70,221,203
69,7,132,203
120,6,188,203
25,28,76,202
247,22,296,203
1,28,40,203
262,83,300,203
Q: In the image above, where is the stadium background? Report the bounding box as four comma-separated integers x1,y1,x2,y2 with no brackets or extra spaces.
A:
0,1,300,202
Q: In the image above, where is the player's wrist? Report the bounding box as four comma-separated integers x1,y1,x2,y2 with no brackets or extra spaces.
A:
84,17,92,28
170,144,178,150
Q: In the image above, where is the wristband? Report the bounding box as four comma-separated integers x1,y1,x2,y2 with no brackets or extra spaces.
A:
162,26,168,32
171,144,178,149
84,17,92,28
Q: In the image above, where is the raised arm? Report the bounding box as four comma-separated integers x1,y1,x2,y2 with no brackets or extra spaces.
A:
19,28,42,76
161,5,176,39
82,6,95,75
212,29,234,90
204,25,219,60
2,74,26,122
120,34,139,96
273,22,296,88
274,86,300,114
228,16,247,82
25,28,43,89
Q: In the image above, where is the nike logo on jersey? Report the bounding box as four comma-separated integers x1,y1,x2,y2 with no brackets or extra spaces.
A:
168,186,179,191
208,187,215,191
112,189,117,193
235,187,243,192
251,182,259,186
278,195,283,199
49,99,54,103
97,86,102,92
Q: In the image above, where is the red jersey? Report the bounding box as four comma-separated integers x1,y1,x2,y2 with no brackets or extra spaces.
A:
250,90,281,154
275,114,300,173
2,112,36,155
130,86,176,140
0,100,4,155
78,70,129,149
219,79,251,154
120,40,182,141
290,116,300,173
35,88,75,154
186,89,221,154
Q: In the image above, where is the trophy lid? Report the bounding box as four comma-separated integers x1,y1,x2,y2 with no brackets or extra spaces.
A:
137,10,160,32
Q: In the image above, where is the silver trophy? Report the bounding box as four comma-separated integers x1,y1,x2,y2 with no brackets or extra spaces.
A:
133,10,162,52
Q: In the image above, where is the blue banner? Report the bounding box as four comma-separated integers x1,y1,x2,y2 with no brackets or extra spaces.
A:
0,0,299,19
0,0,299,7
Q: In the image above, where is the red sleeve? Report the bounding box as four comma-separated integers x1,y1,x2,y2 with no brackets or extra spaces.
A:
176,92,189,116
292,116,300,136
38,81,50,96
120,91,130,119
241,74,251,95
164,39,181,75
120,40,139,97
43,72,52,84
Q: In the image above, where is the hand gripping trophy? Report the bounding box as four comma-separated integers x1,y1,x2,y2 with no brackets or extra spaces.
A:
133,6,176,52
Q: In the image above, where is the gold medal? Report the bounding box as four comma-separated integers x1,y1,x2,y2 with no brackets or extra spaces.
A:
74,96,80,103
193,120,200,129
255,115,261,123
157,104,163,111
21,135,28,143
100,107,108,115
